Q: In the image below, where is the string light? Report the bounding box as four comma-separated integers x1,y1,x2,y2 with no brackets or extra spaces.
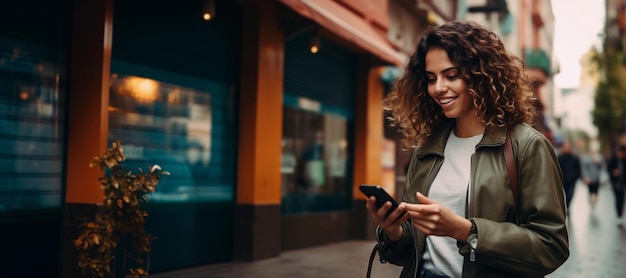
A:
309,32,320,54
202,0,215,21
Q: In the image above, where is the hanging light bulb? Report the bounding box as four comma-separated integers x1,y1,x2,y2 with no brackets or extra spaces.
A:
309,31,320,54
202,0,215,21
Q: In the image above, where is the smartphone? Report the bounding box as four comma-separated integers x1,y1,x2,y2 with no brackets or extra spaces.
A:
359,184,400,216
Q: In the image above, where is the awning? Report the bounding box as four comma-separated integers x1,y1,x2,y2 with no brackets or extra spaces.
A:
278,0,407,66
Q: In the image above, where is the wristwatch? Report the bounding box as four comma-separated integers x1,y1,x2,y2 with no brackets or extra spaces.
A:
466,218,478,261
467,218,478,245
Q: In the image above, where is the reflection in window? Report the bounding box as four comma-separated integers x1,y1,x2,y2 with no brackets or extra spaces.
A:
281,100,352,214
109,68,235,203
0,37,66,212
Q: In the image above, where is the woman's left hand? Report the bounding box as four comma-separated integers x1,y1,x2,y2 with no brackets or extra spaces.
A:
403,192,471,242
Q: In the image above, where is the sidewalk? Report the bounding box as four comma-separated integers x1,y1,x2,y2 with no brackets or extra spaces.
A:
149,240,402,278
151,182,626,278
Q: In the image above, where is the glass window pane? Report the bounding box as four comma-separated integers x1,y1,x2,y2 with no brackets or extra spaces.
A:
109,65,235,203
0,36,66,212
281,105,353,214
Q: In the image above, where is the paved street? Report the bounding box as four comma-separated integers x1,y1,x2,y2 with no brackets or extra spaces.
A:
547,181,626,278
151,181,626,278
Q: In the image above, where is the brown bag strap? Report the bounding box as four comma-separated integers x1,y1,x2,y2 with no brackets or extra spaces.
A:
503,131,520,225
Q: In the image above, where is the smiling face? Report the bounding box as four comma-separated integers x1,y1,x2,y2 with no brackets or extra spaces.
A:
425,47,474,122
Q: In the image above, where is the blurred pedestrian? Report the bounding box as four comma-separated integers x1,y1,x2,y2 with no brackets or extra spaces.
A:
366,21,568,277
607,144,626,226
557,140,581,213
581,146,606,208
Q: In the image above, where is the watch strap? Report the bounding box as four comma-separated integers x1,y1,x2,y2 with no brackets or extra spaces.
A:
468,218,477,236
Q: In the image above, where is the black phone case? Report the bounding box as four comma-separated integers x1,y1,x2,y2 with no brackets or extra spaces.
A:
359,185,399,215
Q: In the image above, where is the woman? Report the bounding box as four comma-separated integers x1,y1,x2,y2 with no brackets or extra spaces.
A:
366,21,569,277
580,146,605,208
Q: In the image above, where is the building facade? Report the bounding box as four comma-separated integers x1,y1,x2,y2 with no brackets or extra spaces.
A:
464,0,559,143
0,0,446,277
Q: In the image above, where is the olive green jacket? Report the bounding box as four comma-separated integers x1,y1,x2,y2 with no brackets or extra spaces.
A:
378,122,569,277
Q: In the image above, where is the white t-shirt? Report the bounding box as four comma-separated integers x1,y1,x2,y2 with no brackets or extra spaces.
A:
421,131,482,277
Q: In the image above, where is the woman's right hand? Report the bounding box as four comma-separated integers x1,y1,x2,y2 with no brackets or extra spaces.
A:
365,197,410,242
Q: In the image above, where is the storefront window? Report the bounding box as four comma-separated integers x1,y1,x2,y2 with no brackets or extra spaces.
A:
0,37,67,212
109,61,235,203
282,31,355,214
281,95,353,214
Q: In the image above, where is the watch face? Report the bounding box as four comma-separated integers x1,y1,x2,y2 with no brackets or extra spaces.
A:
468,234,478,249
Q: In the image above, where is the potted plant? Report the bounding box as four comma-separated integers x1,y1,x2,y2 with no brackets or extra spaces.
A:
73,140,169,278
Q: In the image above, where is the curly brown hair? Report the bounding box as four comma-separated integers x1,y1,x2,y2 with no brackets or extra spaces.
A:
384,21,536,149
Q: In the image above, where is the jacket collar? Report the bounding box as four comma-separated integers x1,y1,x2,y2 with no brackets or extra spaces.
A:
415,120,509,159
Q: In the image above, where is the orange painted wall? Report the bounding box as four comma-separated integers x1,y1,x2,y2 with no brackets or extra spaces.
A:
353,64,385,200
65,0,113,204
237,0,284,205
